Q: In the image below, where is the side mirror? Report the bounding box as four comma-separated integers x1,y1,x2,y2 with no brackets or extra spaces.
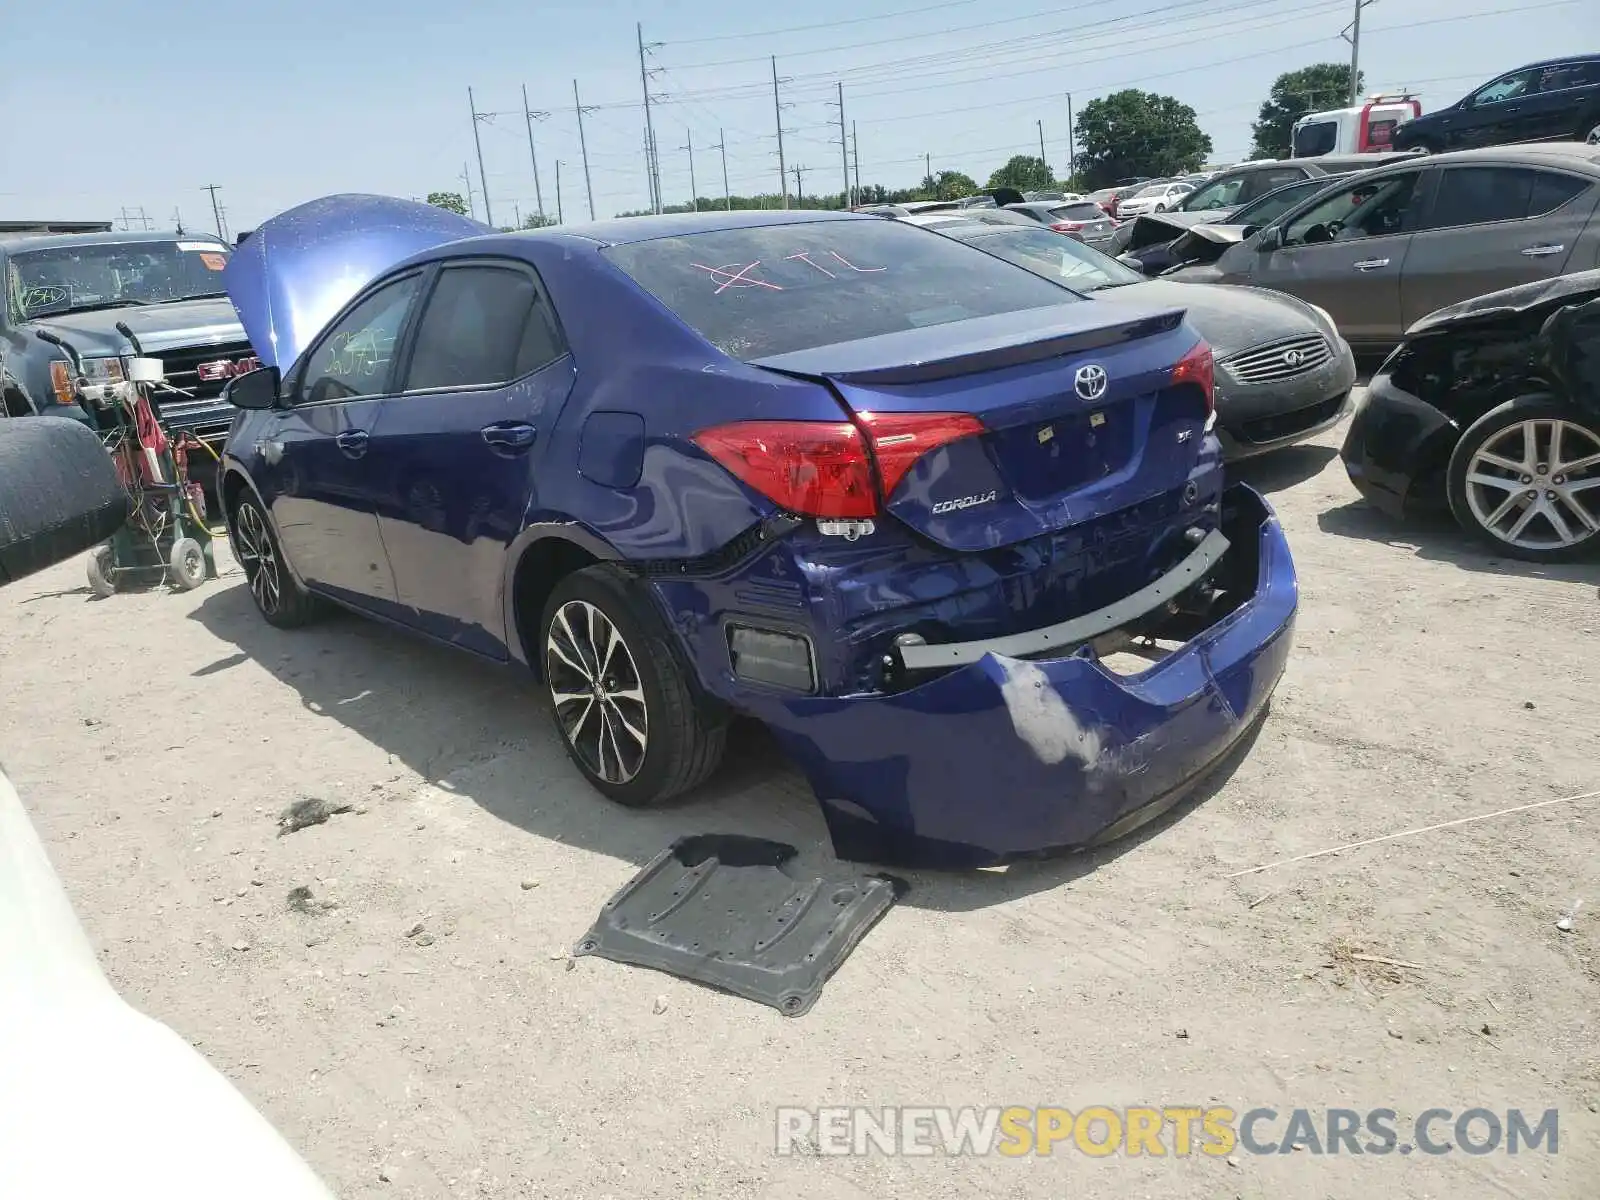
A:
223,364,281,410
0,417,131,586
1256,226,1283,252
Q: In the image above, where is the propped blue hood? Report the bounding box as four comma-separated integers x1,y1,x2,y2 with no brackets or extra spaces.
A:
222,194,491,371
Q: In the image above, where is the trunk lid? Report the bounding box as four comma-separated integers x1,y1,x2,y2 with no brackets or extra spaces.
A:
222,194,490,371
755,303,1210,551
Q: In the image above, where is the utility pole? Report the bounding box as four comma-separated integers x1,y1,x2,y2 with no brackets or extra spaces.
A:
711,129,731,211
573,80,597,221
1066,93,1076,187
852,121,861,204
554,161,565,224
1038,119,1048,171
1342,0,1375,104
925,153,932,189
679,129,698,212
522,85,549,225
834,82,850,208
460,163,477,222
203,185,224,239
638,23,663,214
172,207,185,235
792,164,806,206
468,87,494,227
218,207,230,241
514,201,522,229
771,56,789,209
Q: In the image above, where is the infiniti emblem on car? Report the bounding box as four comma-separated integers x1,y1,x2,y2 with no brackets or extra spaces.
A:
1074,364,1108,401
1282,348,1304,368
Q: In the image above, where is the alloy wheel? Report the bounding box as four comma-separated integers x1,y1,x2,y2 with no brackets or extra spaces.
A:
1462,418,1600,551
1587,123,1600,146
545,599,649,785
234,503,282,614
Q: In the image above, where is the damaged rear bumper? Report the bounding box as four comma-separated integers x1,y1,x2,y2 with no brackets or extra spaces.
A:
745,483,1297,868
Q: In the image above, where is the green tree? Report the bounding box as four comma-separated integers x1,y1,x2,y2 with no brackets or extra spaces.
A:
426,191,468,216
1074,90,1213,189
987,155,1054,192
1250,64,1364,158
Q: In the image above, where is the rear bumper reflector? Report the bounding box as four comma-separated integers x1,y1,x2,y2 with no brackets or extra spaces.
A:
897,528,1230,670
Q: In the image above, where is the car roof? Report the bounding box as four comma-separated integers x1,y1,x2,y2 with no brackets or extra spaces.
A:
521,208,863,248
1415,142,1600,171
0,229,224,254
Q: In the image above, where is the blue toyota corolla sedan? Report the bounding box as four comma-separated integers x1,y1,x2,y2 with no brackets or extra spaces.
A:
215,194,1297,868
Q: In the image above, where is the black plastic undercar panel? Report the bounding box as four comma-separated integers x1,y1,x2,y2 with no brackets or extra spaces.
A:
572,835,904,1016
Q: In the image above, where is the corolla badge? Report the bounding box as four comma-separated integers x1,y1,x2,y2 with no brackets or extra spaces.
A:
1074,364,1108,401
932,490,998,515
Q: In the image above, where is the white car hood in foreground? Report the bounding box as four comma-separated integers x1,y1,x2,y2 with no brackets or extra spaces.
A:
0,768,333,1198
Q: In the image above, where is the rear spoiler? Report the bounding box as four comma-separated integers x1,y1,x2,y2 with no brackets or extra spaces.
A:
752,304,1186,386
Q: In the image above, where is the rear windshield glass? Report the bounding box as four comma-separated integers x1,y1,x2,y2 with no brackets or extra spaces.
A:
1050,202,1106,220
602,219,1078,360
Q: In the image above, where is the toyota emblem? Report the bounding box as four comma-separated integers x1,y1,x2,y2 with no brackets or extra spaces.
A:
1282,348,1304,368
1074,364,1108,401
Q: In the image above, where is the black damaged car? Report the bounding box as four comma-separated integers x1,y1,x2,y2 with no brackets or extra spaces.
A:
1341,269,1600,561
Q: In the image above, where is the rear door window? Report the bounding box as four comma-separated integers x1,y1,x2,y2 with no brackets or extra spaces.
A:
1422,167,1584,229
603,219,1077,360
402,264,565,391
1536,61,1597,92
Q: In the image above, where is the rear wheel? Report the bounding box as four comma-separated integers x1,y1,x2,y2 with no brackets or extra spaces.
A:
540,564,726,807
231,495,322,627
167,537,207,591
86,545,117,598
1583,119,1600,146
1446,396,1600,561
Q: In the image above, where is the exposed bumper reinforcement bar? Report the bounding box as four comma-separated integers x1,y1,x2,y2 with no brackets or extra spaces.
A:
897,527,1231,670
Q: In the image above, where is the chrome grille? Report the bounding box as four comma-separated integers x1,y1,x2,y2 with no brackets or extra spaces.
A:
1223,334,1332,385
155,341,257,402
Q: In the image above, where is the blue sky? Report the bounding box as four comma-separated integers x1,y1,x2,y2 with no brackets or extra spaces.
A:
2,0,1591,232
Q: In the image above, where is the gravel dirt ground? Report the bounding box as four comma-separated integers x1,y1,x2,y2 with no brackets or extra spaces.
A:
3,415,1598,1200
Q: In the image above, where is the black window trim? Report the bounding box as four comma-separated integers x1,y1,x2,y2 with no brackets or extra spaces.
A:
286,266,432,409
390,255,571,400
1413,163,1595,234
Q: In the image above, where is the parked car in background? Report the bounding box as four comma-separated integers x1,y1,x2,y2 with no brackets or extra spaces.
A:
1115,176,1340,275
1022,190,1080,202
1166,152,1424,224
1086,183,1149,218
919,215,1356,459
1341,269,1600,561
1115,180,1197,218
1002,200,1119,244
216,194,1298,868
1292,94,1423,157
1185,143,1600,353
0,230,251,488
1394,55,1600,152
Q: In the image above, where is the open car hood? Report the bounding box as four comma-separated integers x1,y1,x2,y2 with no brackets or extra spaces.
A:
223,194,491,371
1404,268,1600,340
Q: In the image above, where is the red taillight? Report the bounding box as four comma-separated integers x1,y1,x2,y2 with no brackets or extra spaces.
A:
857,411,986,498
1171,340,1215,415
692,412,985,518
1049,220,1086,233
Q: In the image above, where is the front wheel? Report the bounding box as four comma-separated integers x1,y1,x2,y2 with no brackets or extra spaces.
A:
231,495,322,627
540,564,726,807
168,537,207,591
1446,396,1600,561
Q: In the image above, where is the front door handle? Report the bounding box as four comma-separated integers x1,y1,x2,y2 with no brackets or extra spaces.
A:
334,429,369,459
1352,258,1390,271
1521,244,1564,258
481,421,537,454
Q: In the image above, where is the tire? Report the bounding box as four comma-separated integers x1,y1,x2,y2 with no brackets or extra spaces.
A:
0,417,129,587
1582,118,1600,146
1446,394,1600,562
167,536,207,591
86,545,117,598
230,494,322,627
539,564,726,807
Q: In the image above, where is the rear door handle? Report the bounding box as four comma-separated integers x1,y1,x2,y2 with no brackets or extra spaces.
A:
481,421,537,454
334,429,369,458
1521,244,1564,258
1353,258,1390,271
